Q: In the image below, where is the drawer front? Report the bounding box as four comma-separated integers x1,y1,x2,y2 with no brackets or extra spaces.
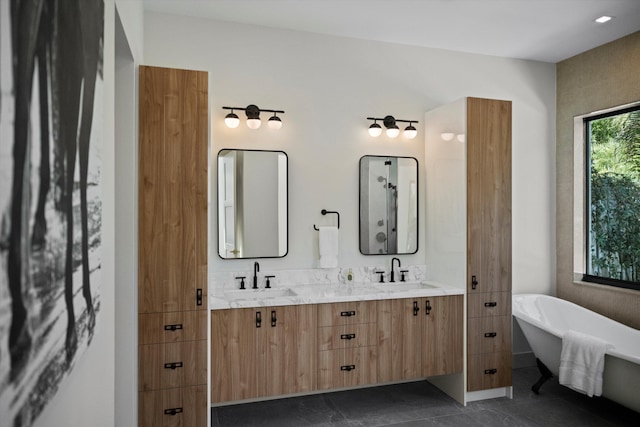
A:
317,346,377,389
317,301,377,326
317,323,377,351
467,352,512,391
139,310,207,345
467,292,511,318
467,316,511,355
139,385,207,427
139,340,207,391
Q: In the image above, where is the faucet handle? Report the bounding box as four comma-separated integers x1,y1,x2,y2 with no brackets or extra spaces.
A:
235,276,246,290
265,275,275,289
400,270,408,282
375,271,385,283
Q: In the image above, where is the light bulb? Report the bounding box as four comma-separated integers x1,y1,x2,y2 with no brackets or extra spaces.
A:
404,125,417,139
386,126,400,138
268,115,282,130
440,132,454,141
456,134,465,143
369,123,382,137
225,112,240,128
246,118,261,129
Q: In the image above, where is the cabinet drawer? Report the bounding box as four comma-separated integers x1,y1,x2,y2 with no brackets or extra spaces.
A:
467,316,511,355
317,323,377,351
317,301,377,326
467,292,511,318
317,346,377,389
139,385,207,427
467,352,512,391
139,340,207,391
139,310,207,345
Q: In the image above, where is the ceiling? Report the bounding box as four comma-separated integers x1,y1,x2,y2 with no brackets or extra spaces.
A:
142,0,640,63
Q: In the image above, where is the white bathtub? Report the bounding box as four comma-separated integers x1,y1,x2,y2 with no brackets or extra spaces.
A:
512,294,640,413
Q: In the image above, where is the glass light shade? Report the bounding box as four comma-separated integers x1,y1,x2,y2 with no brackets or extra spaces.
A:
404,125,417,139
369,123,382,137
268,116,282,130
440,132,454,141
456,134,465,143
246,118,261,129
386,126,400,138
225,113,240,128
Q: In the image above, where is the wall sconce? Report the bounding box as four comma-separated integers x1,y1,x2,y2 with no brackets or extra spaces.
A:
440,132,466,143
222,104,285,130
367,115,418,139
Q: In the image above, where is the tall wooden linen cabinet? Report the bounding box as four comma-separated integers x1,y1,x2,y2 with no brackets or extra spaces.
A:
425,97,512,399
138,66,208,426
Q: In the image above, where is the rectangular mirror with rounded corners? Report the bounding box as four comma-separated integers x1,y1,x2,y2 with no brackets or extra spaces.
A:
359,155,418,255
218,149,288,259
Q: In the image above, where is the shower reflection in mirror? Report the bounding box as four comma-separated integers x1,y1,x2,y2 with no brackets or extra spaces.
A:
217,149,288,259
359,156,418,255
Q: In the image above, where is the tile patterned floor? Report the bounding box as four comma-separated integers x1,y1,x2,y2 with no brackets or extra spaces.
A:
211,366,639,426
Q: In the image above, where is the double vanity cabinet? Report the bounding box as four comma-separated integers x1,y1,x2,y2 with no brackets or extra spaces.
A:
210,294,463,404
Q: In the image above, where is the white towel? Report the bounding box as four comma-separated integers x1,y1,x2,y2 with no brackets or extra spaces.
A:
318,226,339,268
559,330,613,397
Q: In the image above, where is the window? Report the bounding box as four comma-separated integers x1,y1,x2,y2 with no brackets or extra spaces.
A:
585,106,640,289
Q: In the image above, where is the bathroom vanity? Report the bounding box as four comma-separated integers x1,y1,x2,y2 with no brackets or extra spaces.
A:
210,283,463,405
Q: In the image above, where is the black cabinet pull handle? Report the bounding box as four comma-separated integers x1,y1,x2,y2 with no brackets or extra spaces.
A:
484,369,498,375
164,361,183,370
164,408,183,416
484,332,497,338
471,276,478,290
484,302,497,307
340,365,356,371
164,323,183,331
271,310,277,327
340,333,356,340
413,301,420,316
425,300,432,316
196,288,203,306
256,311,262,328
340,310,356,317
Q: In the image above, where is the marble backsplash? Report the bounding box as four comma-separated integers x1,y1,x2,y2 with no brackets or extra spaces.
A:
210,264,428,291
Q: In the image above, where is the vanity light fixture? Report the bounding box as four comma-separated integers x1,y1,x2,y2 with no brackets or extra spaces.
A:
367,115,419,139
222,104,285,130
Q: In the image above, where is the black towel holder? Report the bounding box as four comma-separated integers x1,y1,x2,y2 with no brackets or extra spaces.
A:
314,209,340,230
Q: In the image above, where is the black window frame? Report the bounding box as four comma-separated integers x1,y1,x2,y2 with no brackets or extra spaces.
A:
584,105,640,291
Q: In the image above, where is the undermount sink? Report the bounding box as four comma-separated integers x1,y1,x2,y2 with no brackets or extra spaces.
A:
224,288,297,301
373,282,441,292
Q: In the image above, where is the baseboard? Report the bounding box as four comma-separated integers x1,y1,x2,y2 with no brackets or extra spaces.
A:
513,351,536,369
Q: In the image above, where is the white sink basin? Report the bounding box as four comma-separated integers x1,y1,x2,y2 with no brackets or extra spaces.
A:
373,282,441,292
223,288,297,301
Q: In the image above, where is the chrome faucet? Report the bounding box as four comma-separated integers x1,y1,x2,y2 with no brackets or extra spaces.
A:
390,257,401,282
253,261,260,289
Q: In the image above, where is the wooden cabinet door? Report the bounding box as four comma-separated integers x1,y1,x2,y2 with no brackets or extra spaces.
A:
265,305,317,396
138,66,208,315
466,97,512,295
423,295,463,377
377,298,422,382
210,308,262,402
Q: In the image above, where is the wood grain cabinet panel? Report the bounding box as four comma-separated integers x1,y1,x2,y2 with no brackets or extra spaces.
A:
467,352,512,391
317,301,377,326
317,323,377,351
423,295,464,377
318,346,377,390
467,315,511,355
138,66,208,426
467,292,511,318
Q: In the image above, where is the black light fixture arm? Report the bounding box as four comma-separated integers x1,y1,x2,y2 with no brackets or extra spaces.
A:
223,105,285,115
366,116,418,126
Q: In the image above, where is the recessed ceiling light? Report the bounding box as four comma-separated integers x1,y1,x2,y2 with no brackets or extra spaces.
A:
595,15,612,23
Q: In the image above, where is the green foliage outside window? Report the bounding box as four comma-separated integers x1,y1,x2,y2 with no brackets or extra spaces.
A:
588,109,640,284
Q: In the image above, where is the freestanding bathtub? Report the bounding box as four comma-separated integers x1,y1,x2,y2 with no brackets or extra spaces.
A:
512,294,640,413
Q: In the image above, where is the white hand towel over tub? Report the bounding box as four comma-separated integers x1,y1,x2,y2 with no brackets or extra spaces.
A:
318,226,339,268
559,330,613,397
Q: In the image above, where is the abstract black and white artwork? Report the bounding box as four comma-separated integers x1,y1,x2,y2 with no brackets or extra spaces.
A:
0,1,104,425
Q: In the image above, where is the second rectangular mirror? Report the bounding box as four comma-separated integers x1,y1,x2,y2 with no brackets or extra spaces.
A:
359,155,418,255
218,149,288,259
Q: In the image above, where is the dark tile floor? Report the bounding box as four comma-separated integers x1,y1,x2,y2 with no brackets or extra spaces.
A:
211,366,640,426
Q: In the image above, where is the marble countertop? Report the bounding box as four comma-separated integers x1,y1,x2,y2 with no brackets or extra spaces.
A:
209,281,464,310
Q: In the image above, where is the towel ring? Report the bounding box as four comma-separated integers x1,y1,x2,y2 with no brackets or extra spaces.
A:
313,209,340,230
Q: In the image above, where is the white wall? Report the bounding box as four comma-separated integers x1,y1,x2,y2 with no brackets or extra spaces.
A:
143,12,556,294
